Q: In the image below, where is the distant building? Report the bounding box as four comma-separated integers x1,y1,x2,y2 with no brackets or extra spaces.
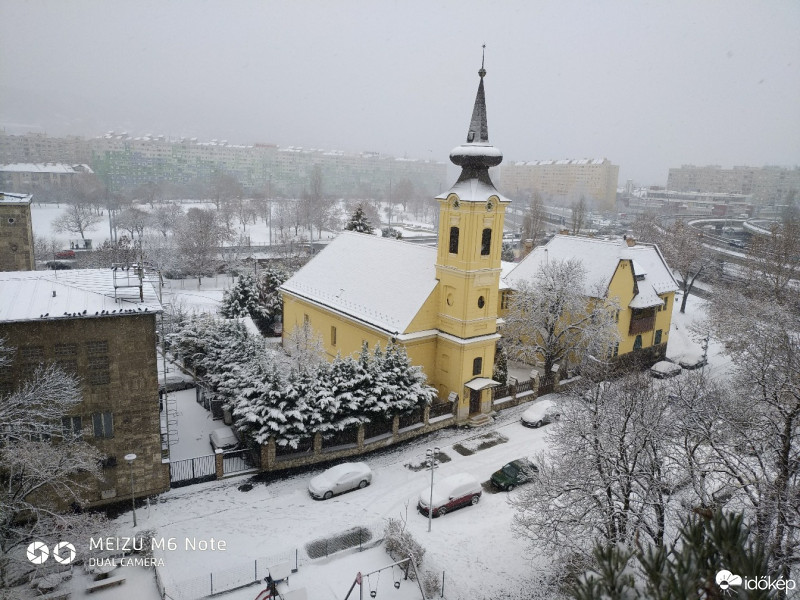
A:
666,164,800,206
498,158,619,211
0,162,94,193
0,269,169,508
0,192,35,271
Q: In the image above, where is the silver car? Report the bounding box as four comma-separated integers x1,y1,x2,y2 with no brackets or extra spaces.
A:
308,462,373,500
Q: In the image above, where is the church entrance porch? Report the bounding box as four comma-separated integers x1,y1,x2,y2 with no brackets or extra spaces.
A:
469,388,481,414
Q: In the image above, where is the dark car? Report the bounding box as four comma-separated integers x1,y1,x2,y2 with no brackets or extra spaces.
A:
417,473,482,517
491,458,538,491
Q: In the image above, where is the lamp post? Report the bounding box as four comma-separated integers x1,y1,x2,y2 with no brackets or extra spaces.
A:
426,447,439,533
124,453,137,528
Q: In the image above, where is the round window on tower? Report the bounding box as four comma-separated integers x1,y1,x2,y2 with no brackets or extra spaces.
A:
477,296,485,309
446,293,454,307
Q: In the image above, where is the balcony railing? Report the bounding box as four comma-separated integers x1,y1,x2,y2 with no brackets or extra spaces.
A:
629,315,656,335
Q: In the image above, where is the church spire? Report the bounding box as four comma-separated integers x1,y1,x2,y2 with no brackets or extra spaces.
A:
449,47,503,184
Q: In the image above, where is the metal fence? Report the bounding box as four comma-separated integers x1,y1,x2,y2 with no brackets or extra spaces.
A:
222,448,259,476
429,402,455,419
304,521,384,560
169,454,216,488
163,550,298,600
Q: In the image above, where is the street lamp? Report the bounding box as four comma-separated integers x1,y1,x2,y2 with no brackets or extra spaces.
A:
124,453,137,528
426,447,440,533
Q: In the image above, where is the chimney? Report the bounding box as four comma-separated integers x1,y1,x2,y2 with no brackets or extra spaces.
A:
626,236,636,247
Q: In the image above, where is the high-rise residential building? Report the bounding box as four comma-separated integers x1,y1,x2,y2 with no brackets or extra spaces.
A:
666,164,800,206
497,158,619,211
1,132,447,199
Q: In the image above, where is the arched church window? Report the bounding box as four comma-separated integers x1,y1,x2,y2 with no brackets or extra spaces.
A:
481,228,492,255
473,357,482,376
449,226,460,254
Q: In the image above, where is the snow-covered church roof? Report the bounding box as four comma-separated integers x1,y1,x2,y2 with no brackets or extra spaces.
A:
504,235,678,309
0,269,162,324
279,232,437,335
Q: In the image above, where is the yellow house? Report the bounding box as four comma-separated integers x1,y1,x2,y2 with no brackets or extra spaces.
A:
501,234,679,364
280,62,510,424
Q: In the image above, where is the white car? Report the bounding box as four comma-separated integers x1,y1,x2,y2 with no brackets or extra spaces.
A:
209,426,239,451
308,462,372,500
650,360,683,379
520,399,560,428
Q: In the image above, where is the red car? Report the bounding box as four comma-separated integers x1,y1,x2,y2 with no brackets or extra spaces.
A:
55,250,76,259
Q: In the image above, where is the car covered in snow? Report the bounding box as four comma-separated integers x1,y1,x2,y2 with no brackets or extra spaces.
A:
490,458,538,491
209,426,239,451
650,360,683,379
520,399,560,428
677,353,708,370
417,472,482,517
308,462,372,500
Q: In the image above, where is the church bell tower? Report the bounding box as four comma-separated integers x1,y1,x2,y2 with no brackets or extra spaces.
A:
434,52,511,422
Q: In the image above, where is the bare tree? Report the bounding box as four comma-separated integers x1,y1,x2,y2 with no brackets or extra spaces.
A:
746,204,800,305
283,321,325,373
0,342,107,588
511,372,677,562
569,196,587,235
502,258,619,384
175,207,230,285
51,201,103,243
636,217,714,313
209,169,243,211
115,206,149,240
522,191,547,247
149,202,184,238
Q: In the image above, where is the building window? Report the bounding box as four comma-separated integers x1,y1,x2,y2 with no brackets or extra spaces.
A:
477,296,485,309
473,357,483,376
449,226,460,254
61,416,82,440
614,309,620,323
92,412,114,438
303,314,309,325
500,291,509,310
633,335,643,351
331,326,337,347
654,329,663,345
481,228,492,255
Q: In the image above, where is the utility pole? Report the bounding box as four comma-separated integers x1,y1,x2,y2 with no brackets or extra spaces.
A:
426,447,440,532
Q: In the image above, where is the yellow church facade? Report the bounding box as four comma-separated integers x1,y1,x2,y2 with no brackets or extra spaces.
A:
280,62,509,424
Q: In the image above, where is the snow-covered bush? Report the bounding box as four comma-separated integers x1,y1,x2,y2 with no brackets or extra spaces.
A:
384,517,425,580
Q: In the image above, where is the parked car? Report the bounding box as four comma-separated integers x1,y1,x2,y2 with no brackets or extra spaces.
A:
417,472,482,517
520,399,560,428
54,249,76,259
490,458,538,491
650,360,683,379
308,462,372,500
678,354,708,370
209,426,239,451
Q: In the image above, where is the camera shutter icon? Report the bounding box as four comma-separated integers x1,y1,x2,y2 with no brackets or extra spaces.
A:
53,541,77,564
26,541,49,565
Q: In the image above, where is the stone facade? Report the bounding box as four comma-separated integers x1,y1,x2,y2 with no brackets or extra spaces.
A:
0,193,35,271
0,313,169,508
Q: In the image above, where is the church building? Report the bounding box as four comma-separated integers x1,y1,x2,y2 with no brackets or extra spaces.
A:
280,60,510,425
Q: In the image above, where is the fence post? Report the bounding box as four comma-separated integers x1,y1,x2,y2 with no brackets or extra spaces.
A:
255,559,258,582
215,450,224,479
210,572,213,595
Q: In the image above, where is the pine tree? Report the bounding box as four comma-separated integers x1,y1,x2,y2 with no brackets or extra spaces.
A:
570,511,771,600
219,274,257,319
344,204,374,234
493,344,508,384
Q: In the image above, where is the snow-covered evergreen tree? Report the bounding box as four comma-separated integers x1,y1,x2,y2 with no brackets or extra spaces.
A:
493,344,508,384
219,274,257,319
344,204,374,234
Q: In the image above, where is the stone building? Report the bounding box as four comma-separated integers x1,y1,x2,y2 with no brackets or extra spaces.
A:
0,192,35,271
0,269,169,507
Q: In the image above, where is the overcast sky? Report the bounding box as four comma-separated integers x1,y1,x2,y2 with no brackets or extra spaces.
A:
1,0,798,185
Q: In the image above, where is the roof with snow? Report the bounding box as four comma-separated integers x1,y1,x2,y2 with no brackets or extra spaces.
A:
0,269,163,324
504,235,678,308
0,192,32,204
0,163,94,174
279,232,437,335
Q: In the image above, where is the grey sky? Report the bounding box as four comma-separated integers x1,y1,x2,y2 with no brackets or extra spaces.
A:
1,0,798,185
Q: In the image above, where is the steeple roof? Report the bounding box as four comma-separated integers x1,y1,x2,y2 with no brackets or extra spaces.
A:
442,50,508,201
